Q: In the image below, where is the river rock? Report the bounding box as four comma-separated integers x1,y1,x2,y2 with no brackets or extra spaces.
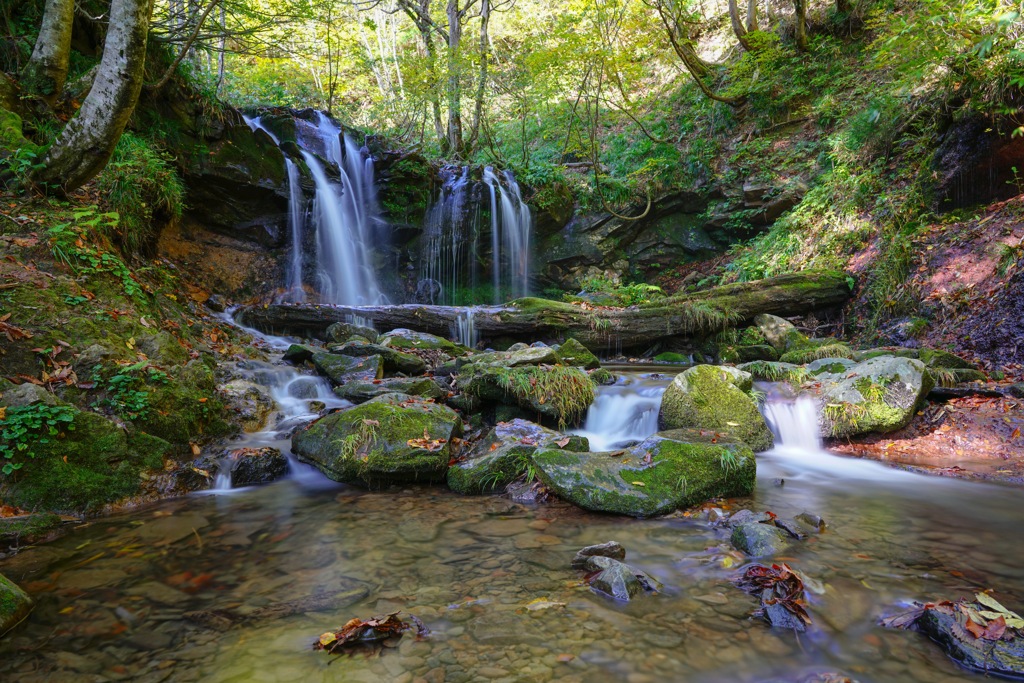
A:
291,392,461,487
218,379,275,432
227,447,289,487
379,328,469,355
919,348,973,369
730,522,792,557
583,555,660,601
813,356,933,438
532,429,755,517
447,419,589,494
457,364,594,428
282,344,316,364
326,321,379,344
311,352,383,384
720,344,779,364
327,341,427,376
571,541,626,569
555,338,601,369
0,572,33,637
335,377,445,403
659,365,774,452
0,383,59,408
754,314,808,353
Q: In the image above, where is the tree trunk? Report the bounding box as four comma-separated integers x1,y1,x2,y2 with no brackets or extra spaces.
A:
22,0,75,104
445,0,464,157
32,0,154,192
729,0,752,51
747,0,759,31
654,3,744,107
793,0,809,51
238,271,853,351
467,0,489,151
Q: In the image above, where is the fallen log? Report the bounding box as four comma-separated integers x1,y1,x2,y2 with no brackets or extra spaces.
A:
237,270,853,351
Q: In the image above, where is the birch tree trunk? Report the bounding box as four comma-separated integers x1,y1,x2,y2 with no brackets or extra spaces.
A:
32,0,154,192
22,0,75,104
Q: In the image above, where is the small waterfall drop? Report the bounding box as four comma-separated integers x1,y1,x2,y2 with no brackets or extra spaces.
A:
483,167,532,302
761,395,822,452
574,373,667,451
454,308,478,348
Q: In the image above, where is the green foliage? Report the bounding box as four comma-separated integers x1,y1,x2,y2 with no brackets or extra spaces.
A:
46,207,146,299
1,404,77,475
90,362,171,421
94,132,186,256
568,276,665,306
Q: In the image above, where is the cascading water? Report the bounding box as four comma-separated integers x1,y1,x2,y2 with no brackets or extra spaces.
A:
574,370,668,451
483,167,532,302
454,308,478,349
761,394,823,452
421,167,477,303
308,113,386,305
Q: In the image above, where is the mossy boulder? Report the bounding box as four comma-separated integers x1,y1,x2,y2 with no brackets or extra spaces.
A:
814,356,934,438
458,364,595,428
225,447,289,487
335,377,445,403
753,314,807,353
326,321,379,344
658,365,773,452
447,419,588,494
328,342,426,376
0,572,33,637
555,338,601,369
531,429,756,518
312,352,383,384
292,393,461,487
134,362,234,445
779,340,854,364
654,352,690,364
219,379,275,432
738,361,807,384
283,344,316,364
920,348,973,369
0,408,169,513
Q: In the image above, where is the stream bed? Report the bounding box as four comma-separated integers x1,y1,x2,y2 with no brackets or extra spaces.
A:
2,369,1022,683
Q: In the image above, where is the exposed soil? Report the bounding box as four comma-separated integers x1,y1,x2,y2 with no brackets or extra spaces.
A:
831,394,1024,484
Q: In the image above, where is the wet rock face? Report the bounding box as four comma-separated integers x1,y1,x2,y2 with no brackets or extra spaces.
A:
218,380,275,432
447,419,588,495
658,365,774,452
311,352,383,384
291,392,461,487
0,572,33,637
327,342,427,376
932,116,1024,211
335,377,444,404
326,322,379,345
532,429,756,517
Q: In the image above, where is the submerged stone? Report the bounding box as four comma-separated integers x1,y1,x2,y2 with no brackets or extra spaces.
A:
582,555,660,601
571,541,626,569
292,392,461,487
447,419,588,494
730,522,792,557
532,429,755,517
658,365,773,452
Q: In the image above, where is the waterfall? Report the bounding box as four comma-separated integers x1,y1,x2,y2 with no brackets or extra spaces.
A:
761,395,822,452
309,113,386,306
284,159,305,302
454,308,478,348
483,167,532,303
421,167,477,304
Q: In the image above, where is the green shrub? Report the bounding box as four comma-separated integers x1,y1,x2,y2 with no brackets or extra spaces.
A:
95,132,185,256
1,404,77,475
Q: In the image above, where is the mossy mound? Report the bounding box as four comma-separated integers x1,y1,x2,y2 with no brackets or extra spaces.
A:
738,361,809,384
720,344,779,364
458,364,595,429
326,321,379,344
132,362,234,445
779,340,855,364
556,338,601,369
659,365,773,452
0,408,169,513
379,329,469,355
0,572,33,637
447,419,588,494
814,356,934,438
654,352,690,363
291,392,462,487
920,348,973,370
532,429,756,518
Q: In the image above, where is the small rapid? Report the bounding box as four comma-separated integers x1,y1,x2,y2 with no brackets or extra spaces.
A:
573,369,668,450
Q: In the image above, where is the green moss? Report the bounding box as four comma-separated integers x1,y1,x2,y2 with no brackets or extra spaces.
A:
133,362,233,445
741,361,810,384
556,338,600,369
780,341,854,364
0,572,33,635
654,352,690,363
1,409,169,513
482,365,595,429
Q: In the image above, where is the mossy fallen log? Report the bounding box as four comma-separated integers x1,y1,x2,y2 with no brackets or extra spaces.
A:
237,270,852,351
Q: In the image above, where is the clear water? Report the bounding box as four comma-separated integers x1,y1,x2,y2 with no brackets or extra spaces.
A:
2,372,1022,683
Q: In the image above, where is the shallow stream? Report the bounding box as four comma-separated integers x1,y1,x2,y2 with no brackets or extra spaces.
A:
2,366,1022,683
